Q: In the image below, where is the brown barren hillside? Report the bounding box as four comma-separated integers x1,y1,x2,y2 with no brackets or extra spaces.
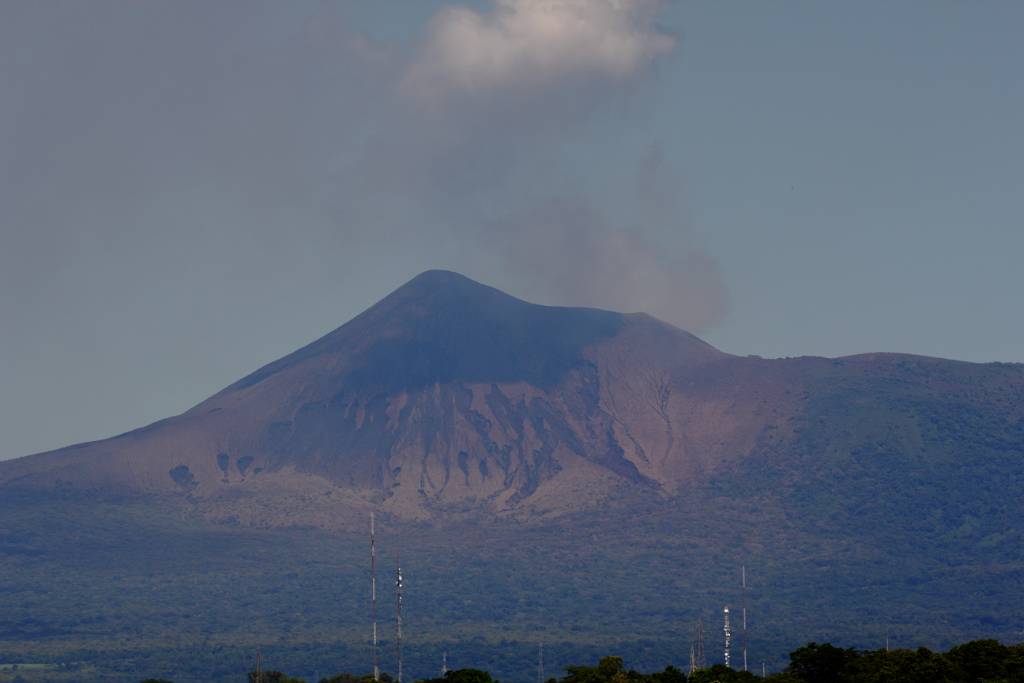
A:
1,270,1021,532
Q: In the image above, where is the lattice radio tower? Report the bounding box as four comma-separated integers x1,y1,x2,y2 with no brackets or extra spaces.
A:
538,642,545,683
695,618,706,669
741,565,749,673
370,513,379,682
396,555,404,683
723,606,732,668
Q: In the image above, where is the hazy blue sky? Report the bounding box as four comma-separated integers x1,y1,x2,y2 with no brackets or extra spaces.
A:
2,1,1022,460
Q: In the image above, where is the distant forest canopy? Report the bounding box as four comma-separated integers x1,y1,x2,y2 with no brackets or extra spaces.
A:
148,639,1024,683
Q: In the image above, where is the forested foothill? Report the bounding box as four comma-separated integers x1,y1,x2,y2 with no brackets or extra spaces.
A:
125,639,1024,683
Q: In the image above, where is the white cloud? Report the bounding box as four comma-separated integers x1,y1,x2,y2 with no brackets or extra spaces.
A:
403,0,675,102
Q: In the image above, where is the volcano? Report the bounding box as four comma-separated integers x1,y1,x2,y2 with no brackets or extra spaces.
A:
2,270,1022,528
0,270,761,523
2,271,1023,681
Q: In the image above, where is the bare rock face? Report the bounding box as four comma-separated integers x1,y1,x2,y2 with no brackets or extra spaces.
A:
3,270,1022,530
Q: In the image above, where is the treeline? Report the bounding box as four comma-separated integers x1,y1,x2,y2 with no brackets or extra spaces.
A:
765,640,1024,683
143,638,1024,683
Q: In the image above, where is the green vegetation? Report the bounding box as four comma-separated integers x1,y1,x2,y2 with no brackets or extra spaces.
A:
557,657,687,683
247,673,307,683
1,359,1022,682
772,639,1024,682
419,668,499,683
142,642,1024,683
2,489,1024,682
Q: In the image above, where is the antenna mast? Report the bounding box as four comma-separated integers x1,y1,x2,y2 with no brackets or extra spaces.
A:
442,650,448,677
742,565,748,672
371,513,379,682
537,642,545,683
689,644,696,675
696,618,706,669
723,606,732,668
396,555,404,683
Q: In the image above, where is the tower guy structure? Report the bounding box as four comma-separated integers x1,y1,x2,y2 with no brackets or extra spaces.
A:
692,618,706,671
723,606,732,668
371,513,379,682
697,619,706,669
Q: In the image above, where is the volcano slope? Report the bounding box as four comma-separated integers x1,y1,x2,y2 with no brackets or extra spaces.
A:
1,270,1022,682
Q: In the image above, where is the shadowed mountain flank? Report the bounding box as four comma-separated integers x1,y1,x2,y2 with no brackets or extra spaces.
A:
231,270,628,393
0,270,1020,530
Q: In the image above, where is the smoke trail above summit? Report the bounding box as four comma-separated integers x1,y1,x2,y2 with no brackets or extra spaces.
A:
351,0,730,329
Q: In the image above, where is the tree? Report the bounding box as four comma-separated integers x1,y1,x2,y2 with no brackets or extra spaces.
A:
650,665,687,683
320,675,387,683
946,639,1008,681
763,674,801,683
688,663,758,682
248,672,306,683
417,668,497,683
563,658,622,683
840,647,958,683
787,642,858,683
